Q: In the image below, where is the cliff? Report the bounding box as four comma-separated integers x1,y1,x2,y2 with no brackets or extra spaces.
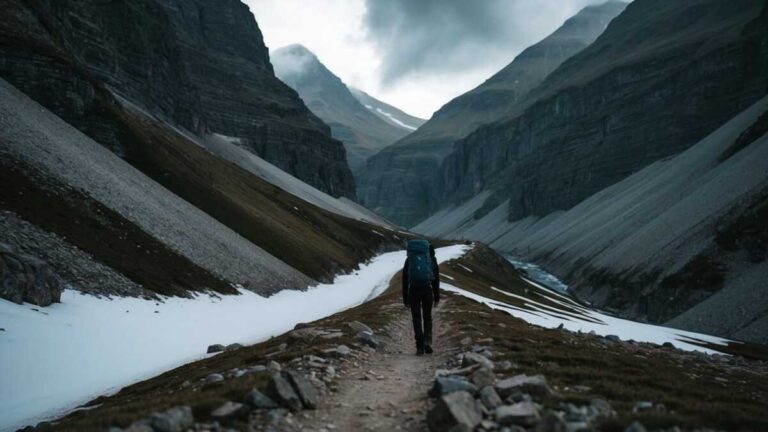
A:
0,0,356,198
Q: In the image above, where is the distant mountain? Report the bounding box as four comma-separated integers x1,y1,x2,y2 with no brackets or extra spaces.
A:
273,45,418,173
357,1,628,226
349,87,426,132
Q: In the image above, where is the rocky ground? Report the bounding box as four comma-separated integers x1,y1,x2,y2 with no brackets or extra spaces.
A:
23,247,768,432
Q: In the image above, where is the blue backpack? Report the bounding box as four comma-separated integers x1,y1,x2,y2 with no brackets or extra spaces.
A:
407,239,434,285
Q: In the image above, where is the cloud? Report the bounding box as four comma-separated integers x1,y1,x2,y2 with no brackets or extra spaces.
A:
363,0,606,86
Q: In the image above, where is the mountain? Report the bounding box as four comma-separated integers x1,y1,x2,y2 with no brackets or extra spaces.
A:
438,0,767,222
349,87,426,132
272,44,419,173
415,96,768,343
0,0,355,199
356,1,628,226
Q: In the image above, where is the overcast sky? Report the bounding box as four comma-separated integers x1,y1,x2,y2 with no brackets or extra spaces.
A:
247,0,609,119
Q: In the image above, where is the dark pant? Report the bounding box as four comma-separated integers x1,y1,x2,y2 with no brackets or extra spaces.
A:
409,285,433,349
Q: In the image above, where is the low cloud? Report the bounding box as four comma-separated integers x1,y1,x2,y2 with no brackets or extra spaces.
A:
364,0,605,86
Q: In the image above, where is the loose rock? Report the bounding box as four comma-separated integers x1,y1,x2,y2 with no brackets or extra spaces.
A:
471,367,496,388
203,373,224,385
495,374,552,399
479,386,503,410
427,391,482,432
267,373,303,411
206,344,225,354
357,331,384,350
429,376,478,397
462,352,495,370
347,321,373,334
283,370,317,409
148,406,194,432
244,389,279,409
210,401,244,419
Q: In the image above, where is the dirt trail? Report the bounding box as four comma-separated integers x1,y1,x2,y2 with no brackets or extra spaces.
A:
298,300,458,432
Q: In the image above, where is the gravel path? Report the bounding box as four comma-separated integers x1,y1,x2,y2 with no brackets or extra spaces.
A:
298,300,458,432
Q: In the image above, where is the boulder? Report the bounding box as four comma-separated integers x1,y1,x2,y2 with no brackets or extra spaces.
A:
267,360,282,373
282,370,317,409
461,352,494,370
427,391,482,432
471,367,496,388
244,388,279,409
0,244,61,307
225,343,243,351
347,321,373,334
267,373,302,411
478,386,503,410
495,374,552,399
323,345,351,358
148,406,194,432
496,402,541,427
206,344,225,354
429,376,477,397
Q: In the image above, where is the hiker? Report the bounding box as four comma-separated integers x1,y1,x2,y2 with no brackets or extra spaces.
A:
402,239,440,355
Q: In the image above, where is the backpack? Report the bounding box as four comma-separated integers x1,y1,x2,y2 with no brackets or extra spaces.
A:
407,239,434,286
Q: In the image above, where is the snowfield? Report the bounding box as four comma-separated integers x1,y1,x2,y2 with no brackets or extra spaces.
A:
442,277,733,355
0,245,469,432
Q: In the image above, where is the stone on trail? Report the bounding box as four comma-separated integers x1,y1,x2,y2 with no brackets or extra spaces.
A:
427,391,482,432
244,389,279,409
357,331,384,349
479,386,503,410
348,320,373,334
206,344,225,354
323,344,351,358
496,402,541,427
495,374,552,399
429,376,478,397
461,352,494,370
267,372,303,411
283,370,318,409
471,367,496,388
148,406,194,432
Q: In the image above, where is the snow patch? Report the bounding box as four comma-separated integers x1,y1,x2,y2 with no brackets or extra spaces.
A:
374,107,418,131
442,282,732,355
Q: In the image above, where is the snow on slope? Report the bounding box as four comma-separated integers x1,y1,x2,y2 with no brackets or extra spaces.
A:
443,278,732,355
0,78,310,292
0,245,469,431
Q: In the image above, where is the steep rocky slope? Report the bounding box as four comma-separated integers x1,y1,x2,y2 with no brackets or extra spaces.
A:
414,96,768,343
273,44,415,173
356,1,627,226
349,87,426,132
439,0,768,222
0,0,355,198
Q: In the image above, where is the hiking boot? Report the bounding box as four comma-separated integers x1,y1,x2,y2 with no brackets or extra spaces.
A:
416,346,425,356
424,344,433,354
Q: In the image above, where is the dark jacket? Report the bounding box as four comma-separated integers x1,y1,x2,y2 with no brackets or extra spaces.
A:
402,248,440,305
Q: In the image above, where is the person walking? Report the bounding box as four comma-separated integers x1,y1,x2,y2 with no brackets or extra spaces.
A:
402,239,440,355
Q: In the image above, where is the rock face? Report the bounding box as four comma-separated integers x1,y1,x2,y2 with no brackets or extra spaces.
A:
439,0,768,221
272,44,420,173
414,96,768,344
357,1,627,226
0,0,355,199
0,243,61,306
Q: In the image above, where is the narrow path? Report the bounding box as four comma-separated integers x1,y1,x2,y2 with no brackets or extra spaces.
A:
298,300,458,432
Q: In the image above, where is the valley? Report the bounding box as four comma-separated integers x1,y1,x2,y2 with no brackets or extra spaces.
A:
1,0,766,431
